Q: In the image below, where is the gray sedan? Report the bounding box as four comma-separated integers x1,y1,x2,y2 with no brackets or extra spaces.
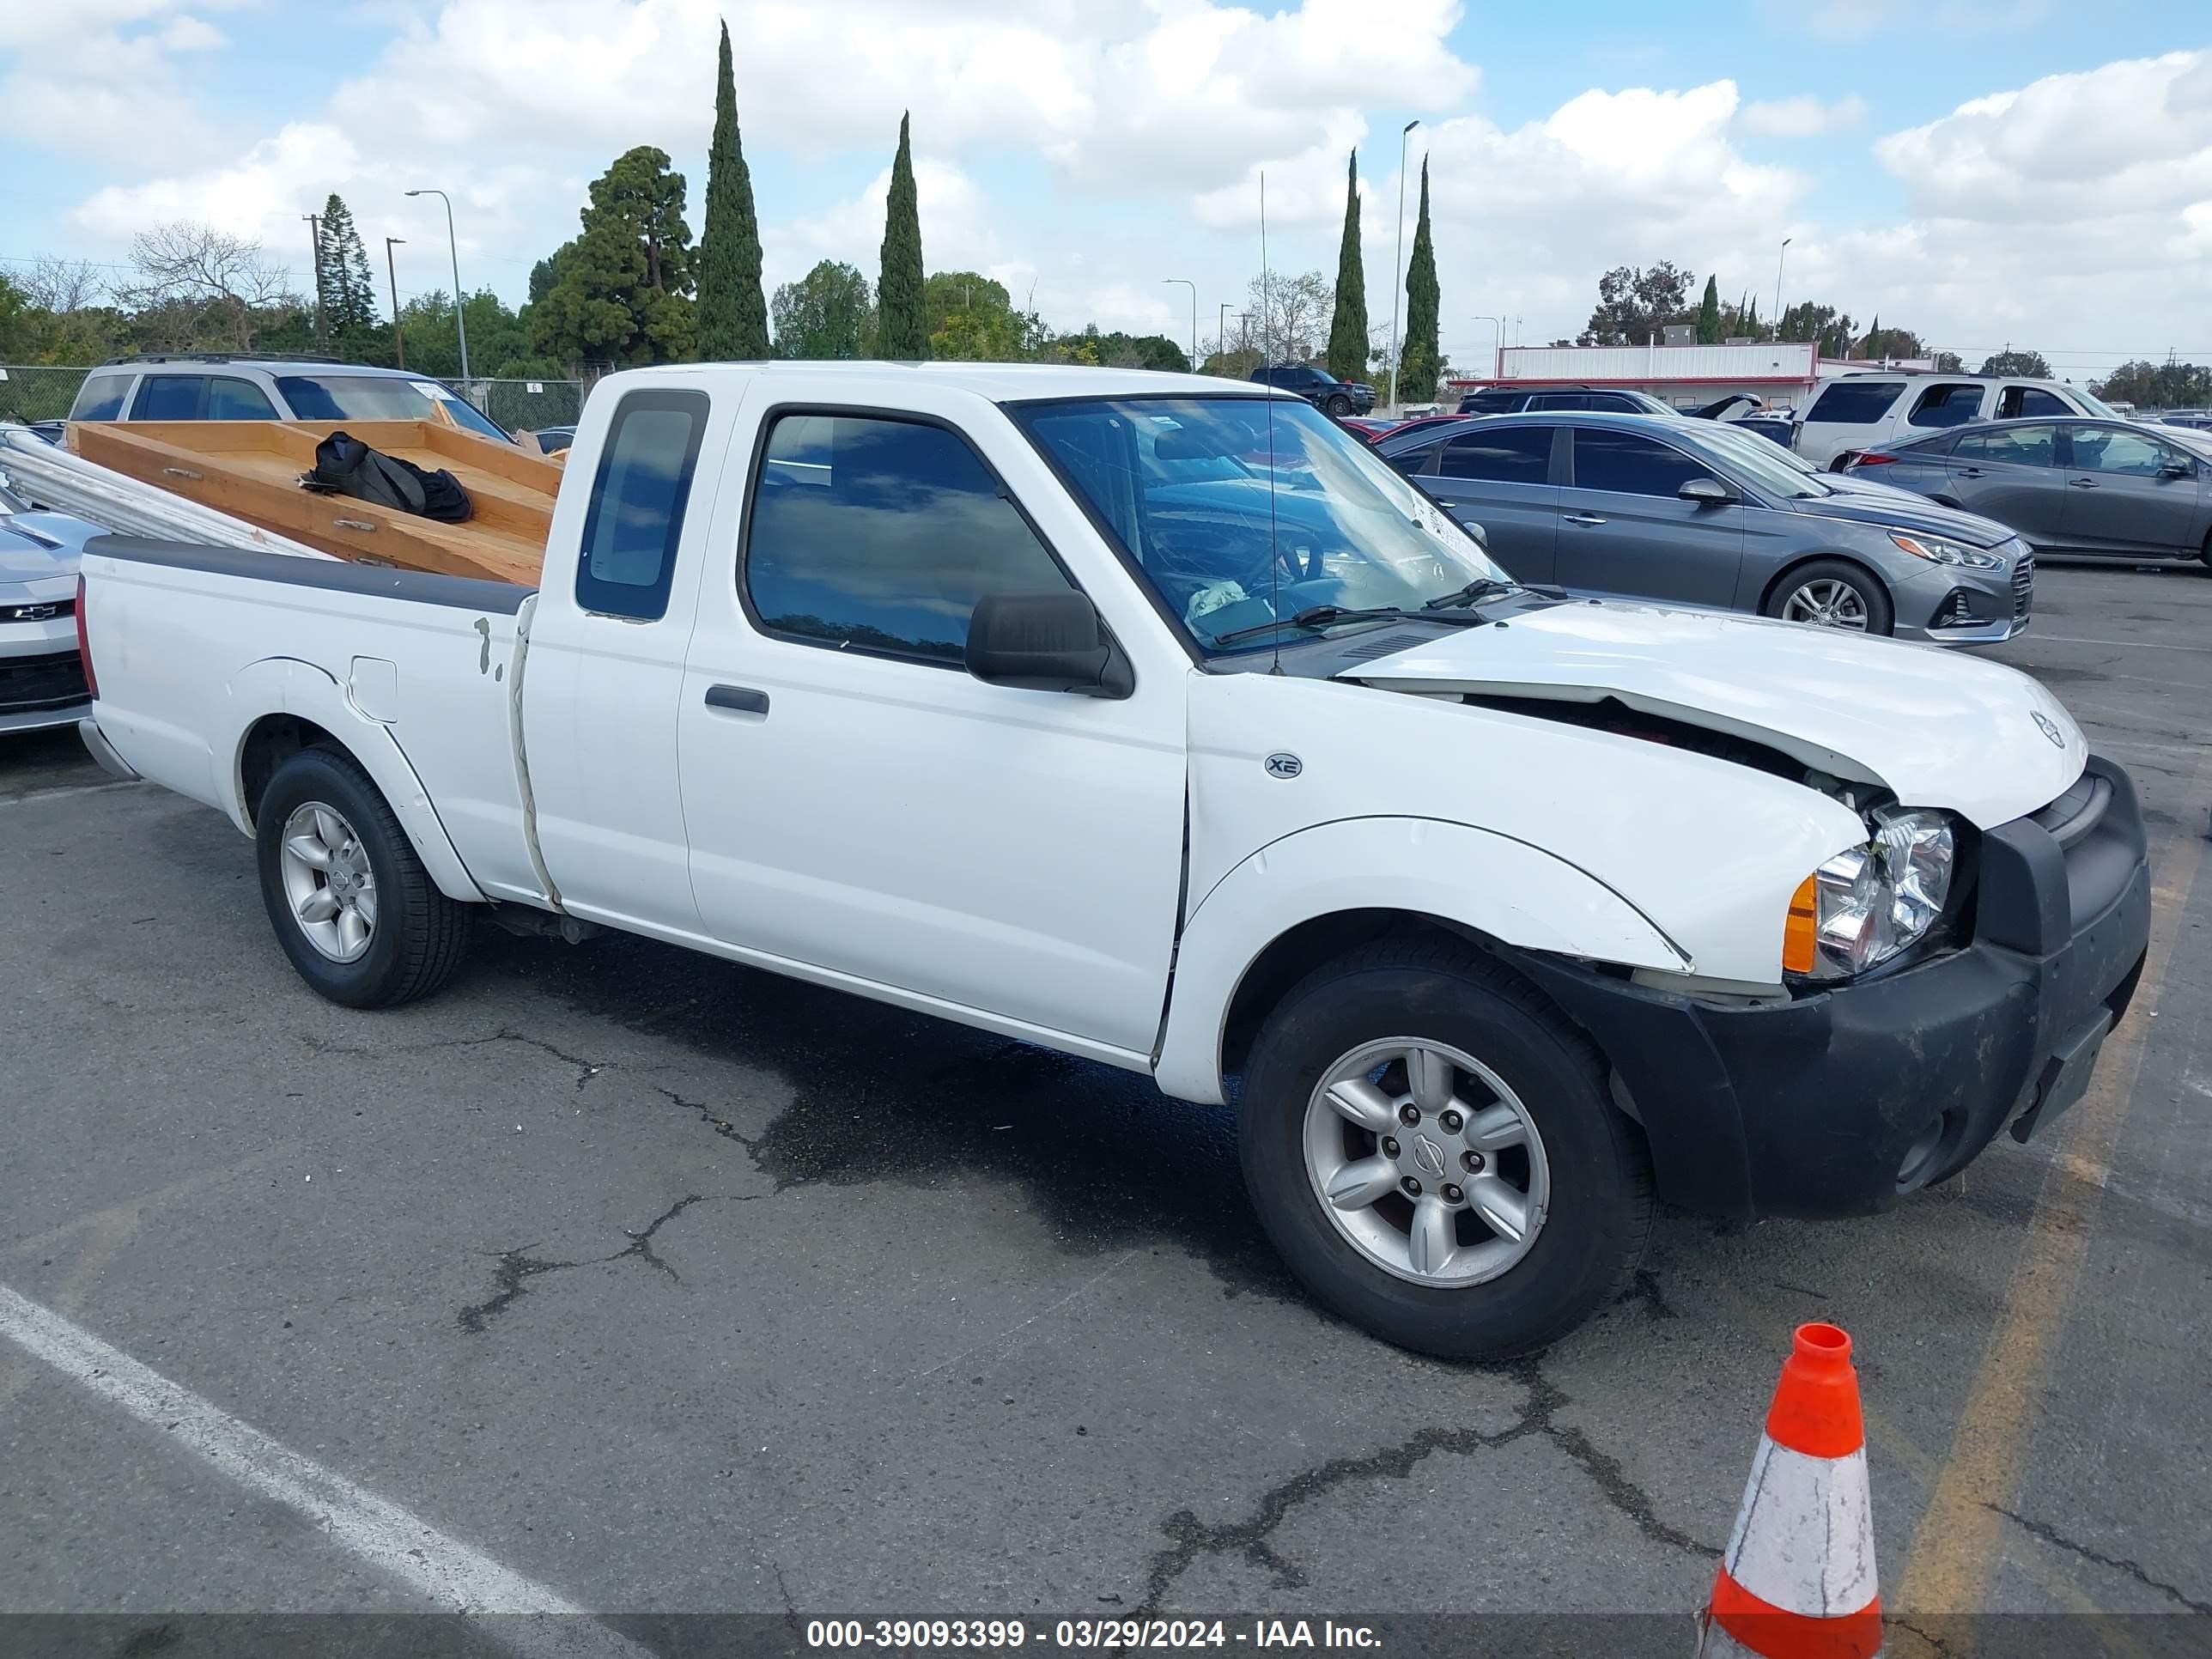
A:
1842,417,2212,566
1375,411,2031,642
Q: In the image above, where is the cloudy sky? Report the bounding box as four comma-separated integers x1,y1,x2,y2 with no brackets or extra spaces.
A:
2,0,2207,383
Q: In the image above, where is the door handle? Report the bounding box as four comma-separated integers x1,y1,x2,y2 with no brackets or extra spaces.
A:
704,684,770,715
2067,477,2099,489
1562,513,1607,526
1954,467,1984,478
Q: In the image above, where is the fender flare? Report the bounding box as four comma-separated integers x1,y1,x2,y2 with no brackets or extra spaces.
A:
1152,816,1687,1105
215,657,486,904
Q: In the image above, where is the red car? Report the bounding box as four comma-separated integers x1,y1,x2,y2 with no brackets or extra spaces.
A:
1338,416,1396,442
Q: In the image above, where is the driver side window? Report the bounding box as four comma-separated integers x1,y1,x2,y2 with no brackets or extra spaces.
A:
743,412,1073,667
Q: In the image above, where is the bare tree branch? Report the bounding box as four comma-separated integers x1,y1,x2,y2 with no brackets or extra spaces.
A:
21,256,106,313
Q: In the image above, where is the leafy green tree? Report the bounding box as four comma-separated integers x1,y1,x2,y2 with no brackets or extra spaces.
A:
1978,348,2051,378
1931,350,1965,372
922,270,1046,361
1325,152,1368,382
1580,262,1696,346
1696,275,1721,345
317,194,379,339
399,289,533,377
2091,358,2211,408
696,20,769,360
771,260,872,358
532,146,696,367
1777,301,1856,356
877,112,927,359
1396,160,1440,402
1036,325,1188,372
1859,319,1925,362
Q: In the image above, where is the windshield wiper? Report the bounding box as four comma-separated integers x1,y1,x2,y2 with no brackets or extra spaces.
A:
1211,604,1487,647
1422,577,1523,611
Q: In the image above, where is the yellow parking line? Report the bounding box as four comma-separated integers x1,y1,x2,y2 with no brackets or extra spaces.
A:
1895,759,2210,1636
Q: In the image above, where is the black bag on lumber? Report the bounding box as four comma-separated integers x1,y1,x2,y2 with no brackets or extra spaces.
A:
303,430,473,523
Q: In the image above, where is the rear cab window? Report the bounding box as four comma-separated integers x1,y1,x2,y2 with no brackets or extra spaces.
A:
574,389,710,622
743,410,1073,667
1997,386,2071,419
69,373,134,422
1804,380,1905,424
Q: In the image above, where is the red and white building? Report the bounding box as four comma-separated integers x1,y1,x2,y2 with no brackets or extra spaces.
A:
1448,341,1823,412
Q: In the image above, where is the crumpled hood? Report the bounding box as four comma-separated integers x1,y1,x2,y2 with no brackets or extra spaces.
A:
1348,599,2084,830
1788,491,2016,548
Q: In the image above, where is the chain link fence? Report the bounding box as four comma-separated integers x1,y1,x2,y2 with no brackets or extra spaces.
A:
1,365,589,434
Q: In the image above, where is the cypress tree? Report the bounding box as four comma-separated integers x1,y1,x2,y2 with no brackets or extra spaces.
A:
318,193,378,339
1398,159,1440,402
1697,274,1721,345
1325,151,1367,382
876,112,927,359
696,19,769,359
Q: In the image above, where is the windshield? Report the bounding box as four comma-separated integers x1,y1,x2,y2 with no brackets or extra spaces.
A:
1673,420,1830,498
2075,388,2122,419
1013,396,1505,654
274,374,513,442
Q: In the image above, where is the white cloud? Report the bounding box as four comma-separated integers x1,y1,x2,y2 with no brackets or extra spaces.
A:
0,2,243,167
1741,94,1867,137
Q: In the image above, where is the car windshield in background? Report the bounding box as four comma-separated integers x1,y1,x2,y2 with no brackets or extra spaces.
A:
1013,396,1504,654
1673,422,1828,499
2075,389,2123,419
273,375,512,441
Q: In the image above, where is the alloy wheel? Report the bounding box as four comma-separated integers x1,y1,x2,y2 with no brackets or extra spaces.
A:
1302,1038,1551,1286
277,801,378,963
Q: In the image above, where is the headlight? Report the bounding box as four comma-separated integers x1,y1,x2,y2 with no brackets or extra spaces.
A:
1889,530,2002,570
1784,808,1957,981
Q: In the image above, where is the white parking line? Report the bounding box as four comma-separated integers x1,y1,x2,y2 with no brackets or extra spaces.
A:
0,1283,653,1659
2028,632,2212,653
0,778,143,807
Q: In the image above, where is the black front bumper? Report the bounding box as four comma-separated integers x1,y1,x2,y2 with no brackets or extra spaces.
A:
1509,754,2152,1221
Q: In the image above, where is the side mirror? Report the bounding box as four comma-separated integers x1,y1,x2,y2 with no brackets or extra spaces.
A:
965,591,1133,698
1456,517,1489,544
2159,459,2194,479
1678,477,1736,504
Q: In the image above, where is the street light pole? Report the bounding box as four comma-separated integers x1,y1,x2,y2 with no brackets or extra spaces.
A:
1773,236,1791,341
1388,118,1419,414
384,237,407,369
406,188,469,383
1163,278,1196,368
1470,316,1502,380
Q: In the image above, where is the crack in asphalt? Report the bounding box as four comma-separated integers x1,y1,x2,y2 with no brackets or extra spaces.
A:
455,1192,749,1333
653,1085,764,1153
1130,1359,1716,1615
1986,1502,2212,1615
301,1025,607,1089
1887,1614,1961,1658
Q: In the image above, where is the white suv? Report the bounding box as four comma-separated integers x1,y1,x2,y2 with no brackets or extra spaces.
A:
65,355,517,445
1795,373,2118,468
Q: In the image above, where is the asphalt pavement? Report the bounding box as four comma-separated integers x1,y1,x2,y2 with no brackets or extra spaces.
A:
3,563,2207,1658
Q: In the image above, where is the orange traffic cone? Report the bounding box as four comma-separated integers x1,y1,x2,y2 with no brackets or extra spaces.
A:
1698,1322,1882,1657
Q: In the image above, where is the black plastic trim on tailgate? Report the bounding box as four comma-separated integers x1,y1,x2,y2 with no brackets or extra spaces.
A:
83,536,536,615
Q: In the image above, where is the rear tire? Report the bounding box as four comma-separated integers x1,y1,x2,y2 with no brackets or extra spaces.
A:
1238,940,1653,1358
1764,558,1894,635
255,744,471,1008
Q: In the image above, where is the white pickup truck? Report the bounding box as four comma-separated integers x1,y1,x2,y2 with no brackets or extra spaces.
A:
76,363,2151,1357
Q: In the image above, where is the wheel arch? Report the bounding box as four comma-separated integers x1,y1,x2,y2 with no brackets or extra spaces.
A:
1153,817,1687,1106
221,659,485,903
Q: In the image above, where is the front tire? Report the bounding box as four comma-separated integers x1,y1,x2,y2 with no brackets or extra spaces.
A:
1765,558,1893,635
1326,393,1353,416
255,744,471,1008
1239,940,1653,1358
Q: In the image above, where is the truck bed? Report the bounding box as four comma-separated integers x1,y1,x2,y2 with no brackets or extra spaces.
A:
82,535,550,909
69,420,556,586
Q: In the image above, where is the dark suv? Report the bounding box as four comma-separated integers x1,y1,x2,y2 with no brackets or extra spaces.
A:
1456,384,1677,416
1250,362,1375,416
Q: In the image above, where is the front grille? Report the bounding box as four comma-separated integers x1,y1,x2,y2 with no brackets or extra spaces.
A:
0,597,72,623
2012,554,2034,620
0,651,89,714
